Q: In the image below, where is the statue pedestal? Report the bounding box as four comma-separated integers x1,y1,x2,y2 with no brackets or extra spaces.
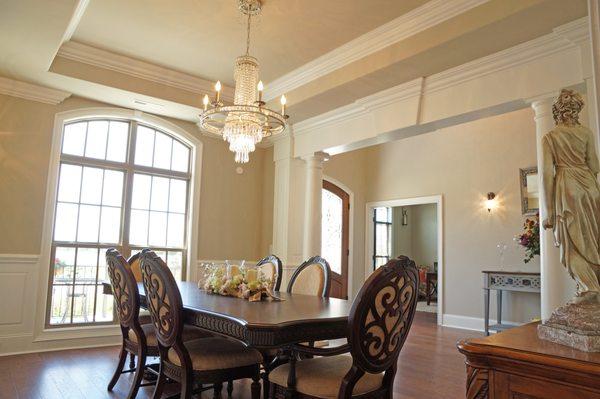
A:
538,302,600,352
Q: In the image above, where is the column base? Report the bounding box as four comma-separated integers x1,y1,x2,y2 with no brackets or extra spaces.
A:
537,302,600,352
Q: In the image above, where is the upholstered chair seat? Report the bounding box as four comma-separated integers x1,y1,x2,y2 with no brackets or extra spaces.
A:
167,336,263,371
128,324,211,347
269,355,384,399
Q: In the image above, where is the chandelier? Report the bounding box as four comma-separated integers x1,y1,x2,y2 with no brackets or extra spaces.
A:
199,0,289,163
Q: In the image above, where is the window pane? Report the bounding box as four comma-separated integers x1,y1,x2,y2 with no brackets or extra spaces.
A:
49,285,72,325
84,121,109,159
129,209,149,246
54,247,75,284
150,176,169,211
134,126,155,166
171,140,189,172
375,223,390,256
62,122,87,156
75,247,98,284
95,285,113,322
98,252,108,282
102,170,124,206
106,121,129,162
153,132,172,169
54,203,79,241
80,167,104,205
169,179,187,213
71,285,96,324
77,205,100,242
375,257,388,269
167,251,183,280
321,189,343,275
148,211,167,246
167,213,185,247
375,207,391,222
99,206,121,244
57,164,81,203
131,174,151,209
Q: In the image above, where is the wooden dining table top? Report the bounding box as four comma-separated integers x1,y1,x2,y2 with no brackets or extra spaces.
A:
129,281,352,348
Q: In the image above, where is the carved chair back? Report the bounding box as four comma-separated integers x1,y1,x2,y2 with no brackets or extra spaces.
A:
139,250,184,348
256,254,283,291
287,256,331,297
343,256,418,395
127,251,144,282
106,248,141,329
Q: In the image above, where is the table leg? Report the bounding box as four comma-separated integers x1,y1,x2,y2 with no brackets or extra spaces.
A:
497,289,502,326
484,289,490,336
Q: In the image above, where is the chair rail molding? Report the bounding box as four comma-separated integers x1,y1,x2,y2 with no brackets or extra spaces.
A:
0,77,72,105
264,0,489,101
56,41,235,102
290,17,591,159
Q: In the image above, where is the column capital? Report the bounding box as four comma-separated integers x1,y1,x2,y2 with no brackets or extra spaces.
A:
301,151,330,164
528,92,557,121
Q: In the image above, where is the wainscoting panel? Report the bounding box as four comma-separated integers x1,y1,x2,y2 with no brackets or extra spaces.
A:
0,255,39,337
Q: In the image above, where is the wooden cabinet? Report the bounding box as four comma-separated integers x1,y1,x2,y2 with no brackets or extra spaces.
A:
458,323,600,398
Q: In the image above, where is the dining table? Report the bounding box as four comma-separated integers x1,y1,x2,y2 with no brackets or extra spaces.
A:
104,281,352,349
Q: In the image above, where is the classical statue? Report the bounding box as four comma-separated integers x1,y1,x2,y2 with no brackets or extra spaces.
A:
541,89,600,304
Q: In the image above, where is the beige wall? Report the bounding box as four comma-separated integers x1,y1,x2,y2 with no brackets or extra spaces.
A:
324,107,541,323
0,93,269,261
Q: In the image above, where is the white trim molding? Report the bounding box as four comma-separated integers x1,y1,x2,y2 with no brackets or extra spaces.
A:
264,0,489,100
442,314,522,332
60,0,91,44
56,41,235,102
0,77,72,105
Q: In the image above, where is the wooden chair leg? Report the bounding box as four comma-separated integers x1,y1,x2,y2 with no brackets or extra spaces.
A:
251,372,261,399
227,380,233,397
127,349,146,399
107,346,127,391
213,381,223,399
129,352,136,369
180,370,194,399
151,366,167,399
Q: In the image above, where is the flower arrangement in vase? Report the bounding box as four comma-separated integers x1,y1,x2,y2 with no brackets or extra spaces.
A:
201,262,280,302
515,213,540,263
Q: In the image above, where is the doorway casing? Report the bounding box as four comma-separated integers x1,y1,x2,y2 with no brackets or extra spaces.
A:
365,195,443,325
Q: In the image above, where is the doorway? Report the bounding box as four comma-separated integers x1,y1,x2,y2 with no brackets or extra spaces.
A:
321,180,350,299
366,195,443,325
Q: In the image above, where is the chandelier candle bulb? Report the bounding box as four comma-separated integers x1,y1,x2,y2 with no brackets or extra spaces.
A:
215,80,222,103
202,94,209,111
257,80,264,103
280,94,287,116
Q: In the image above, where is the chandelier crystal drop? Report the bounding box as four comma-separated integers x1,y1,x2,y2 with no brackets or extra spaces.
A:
199,0,288,163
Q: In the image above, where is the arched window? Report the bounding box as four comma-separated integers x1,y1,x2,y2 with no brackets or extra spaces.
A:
48,118,192,326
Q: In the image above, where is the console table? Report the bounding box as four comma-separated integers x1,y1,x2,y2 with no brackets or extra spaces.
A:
458,322,600,398
483,271,540,336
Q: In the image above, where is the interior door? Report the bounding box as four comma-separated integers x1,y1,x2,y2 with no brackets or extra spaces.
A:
321,180,349,299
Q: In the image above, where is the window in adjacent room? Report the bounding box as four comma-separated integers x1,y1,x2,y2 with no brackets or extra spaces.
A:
373,206,392,269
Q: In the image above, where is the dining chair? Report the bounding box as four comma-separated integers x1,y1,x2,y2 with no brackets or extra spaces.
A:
287,256,331,297
139,250,263,399
269,256,419,399
256,255,283,291
106,249,210,399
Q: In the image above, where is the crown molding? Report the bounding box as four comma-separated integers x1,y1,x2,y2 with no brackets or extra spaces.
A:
56,41,235,102
61,0,90,44
0,77,72,105
292,17,590,138
425,17,588,94
263,0,489,101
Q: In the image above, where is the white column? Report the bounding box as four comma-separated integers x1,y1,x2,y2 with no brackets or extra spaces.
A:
301,151,329,259
531,97,576,320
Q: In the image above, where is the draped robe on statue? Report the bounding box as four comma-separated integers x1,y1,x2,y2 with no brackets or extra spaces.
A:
542,123,600,294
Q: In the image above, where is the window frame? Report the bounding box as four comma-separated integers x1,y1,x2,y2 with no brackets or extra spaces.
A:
40,109,201,331
373,207,392,270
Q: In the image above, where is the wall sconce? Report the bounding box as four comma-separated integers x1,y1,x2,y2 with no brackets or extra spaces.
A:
402,209,408,226
485,192,497,212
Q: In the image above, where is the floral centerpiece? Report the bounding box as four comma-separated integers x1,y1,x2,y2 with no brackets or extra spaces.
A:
200,262,281,302
515,213,540,263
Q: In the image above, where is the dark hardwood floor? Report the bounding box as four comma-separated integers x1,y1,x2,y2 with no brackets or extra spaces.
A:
0,312,479,398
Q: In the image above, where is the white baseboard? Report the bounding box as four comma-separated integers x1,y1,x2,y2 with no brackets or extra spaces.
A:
0,333,121,356
442,313,522,332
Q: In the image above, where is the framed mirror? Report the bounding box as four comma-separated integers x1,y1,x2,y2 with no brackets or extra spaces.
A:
520,167,539,215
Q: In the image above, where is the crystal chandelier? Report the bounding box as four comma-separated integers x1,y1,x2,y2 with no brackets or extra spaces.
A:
199,0,289,163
